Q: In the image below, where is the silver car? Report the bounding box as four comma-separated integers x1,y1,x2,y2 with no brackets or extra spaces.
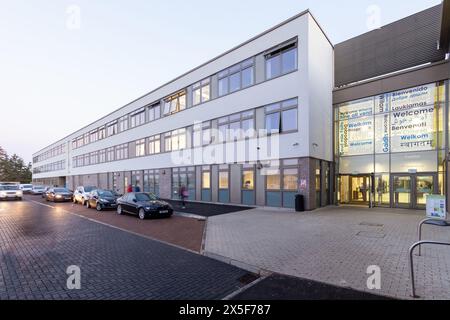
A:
0,185,23,201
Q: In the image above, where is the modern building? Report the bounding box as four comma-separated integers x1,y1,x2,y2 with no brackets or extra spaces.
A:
33,2,450,211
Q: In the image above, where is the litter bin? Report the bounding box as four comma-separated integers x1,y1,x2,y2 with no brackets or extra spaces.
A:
295,194,305,212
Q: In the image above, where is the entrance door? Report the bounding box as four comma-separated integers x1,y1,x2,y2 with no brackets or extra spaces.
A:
339,175,371,205
392,174,436,209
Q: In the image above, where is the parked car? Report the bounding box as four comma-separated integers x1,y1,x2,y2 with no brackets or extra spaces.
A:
45,188,73,202
41,186,51,198
19,184,33,194
117,193,173,220
73,186,97,205
86,189,119,211
31,185,46,195
0,185,23,201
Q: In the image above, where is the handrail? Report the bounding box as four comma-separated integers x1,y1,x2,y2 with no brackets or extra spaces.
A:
409,240,450,298
417,218,450,256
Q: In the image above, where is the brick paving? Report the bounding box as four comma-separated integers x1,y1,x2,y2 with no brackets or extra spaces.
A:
205,206,450,300
0,200,250,300
28,196,205,252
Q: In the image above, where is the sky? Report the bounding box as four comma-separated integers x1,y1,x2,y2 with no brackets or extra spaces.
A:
0,0,442,163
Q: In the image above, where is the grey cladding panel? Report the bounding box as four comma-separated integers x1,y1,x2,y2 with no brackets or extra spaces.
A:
335,4,445,87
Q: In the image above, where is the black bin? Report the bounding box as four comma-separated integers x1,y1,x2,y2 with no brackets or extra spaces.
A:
295,194,305,212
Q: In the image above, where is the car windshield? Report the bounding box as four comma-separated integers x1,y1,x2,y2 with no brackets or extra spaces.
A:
84,186,96,192
0,186,19,191
34,186,45,189
22,185,32,188
135,193,158,202
54,188,69,193
98,190,114,197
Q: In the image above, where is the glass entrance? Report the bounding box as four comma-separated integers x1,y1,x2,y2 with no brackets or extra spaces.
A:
392,174,436,209
393,176,411,208
339,175,371,205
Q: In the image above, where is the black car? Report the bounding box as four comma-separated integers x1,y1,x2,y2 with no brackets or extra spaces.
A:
86,189,119,211
46,188,73,202
117,192,173,220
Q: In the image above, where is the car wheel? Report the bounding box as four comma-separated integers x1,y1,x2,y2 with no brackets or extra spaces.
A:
86,201,91,209
117,205,123,215
96,203,102,212
138,208,146,220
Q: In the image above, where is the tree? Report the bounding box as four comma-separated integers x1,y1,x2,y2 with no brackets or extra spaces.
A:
0,147,32,183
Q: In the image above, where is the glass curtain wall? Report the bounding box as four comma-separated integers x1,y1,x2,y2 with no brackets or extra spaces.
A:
335,82,447,209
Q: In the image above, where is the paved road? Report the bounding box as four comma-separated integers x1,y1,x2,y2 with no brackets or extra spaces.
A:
0,199,250,300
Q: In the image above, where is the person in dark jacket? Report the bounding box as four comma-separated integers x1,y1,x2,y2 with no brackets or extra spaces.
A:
180,185,188,209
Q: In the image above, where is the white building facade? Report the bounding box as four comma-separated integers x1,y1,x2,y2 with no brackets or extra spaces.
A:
32,11,334,210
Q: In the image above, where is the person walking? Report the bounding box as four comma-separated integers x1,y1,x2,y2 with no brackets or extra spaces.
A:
127,184,133,193
135,185,141,192
180,185,188,209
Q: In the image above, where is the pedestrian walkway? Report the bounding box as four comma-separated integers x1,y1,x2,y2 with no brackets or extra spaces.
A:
204,206,450,300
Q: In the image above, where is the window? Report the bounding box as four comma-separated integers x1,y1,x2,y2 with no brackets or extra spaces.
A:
164,91,186,116
193,121,213,147
84,154,90,166
119,115,129,132
283,168,298,190
192,78,210,106
136,139,146,157
147,103,161,122
266,167,281,190
148,134,161,154
265,98,298,134
115,144,129,160
76,136,84,148
130,108,146,128
107,147,115,162
98,126,106,140
219,171,229,189
202,167,211,189
144,169,159,195
72,140,77,150
265,41,297,79
217,58,254,97
90,130,98,143
242,170,254,190
107,121,118,137
217,110,255,142
99,149,106,163
83,133,90,146
165,128,187,152
90,151,98,165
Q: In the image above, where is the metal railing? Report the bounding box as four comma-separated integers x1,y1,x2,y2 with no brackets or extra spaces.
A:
409,240,450,298
409,217,450,298
417,218,450,256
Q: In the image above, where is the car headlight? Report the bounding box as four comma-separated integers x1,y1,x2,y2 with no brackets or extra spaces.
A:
100,199,108,203
0,192,6,197
56,195,62,198
144,207,152,211
16,191,23,196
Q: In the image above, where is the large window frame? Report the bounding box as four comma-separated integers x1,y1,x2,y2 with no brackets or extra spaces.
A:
217,110,255,142
265,40,298,80
192,78,211,106
264,98,298,135
218,58,254,97
164,128,187,152
163,91,187,116
130,108,146,128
